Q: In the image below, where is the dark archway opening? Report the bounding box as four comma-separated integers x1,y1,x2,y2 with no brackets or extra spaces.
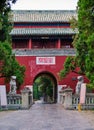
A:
33,72,57,103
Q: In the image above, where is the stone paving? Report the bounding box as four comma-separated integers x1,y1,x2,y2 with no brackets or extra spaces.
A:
0,103,94,130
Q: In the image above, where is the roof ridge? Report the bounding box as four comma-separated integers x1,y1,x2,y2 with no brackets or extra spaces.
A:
12,10,76,12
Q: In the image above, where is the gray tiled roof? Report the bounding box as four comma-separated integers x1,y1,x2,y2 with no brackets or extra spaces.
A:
11,28,77,35
12,10,77,22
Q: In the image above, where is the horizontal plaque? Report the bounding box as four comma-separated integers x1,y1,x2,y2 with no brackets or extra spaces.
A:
36,57,55,65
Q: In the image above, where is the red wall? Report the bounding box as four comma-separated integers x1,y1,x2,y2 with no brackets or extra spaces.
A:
16,56,89,93
0,55,89,93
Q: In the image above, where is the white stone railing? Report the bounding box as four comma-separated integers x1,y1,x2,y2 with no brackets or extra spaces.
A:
7,94,22,109
72,93,94,109
59,88,94,110
6,88,33,110
72,94,80,107
85,93,94,104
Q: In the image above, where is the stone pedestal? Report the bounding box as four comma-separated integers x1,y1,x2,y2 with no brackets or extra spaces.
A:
63,87,73,109
21,88,32,109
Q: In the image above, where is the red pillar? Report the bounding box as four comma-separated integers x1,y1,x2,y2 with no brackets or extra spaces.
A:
57,38,61,49
28,38,32,49
13,42,15,49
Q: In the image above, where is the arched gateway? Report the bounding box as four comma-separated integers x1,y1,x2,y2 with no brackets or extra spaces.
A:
33,71,57,103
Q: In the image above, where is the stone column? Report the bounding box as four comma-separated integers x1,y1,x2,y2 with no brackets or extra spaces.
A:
21,88,31,109
63,87,73,109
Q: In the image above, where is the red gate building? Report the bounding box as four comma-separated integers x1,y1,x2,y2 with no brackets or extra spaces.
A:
5,10,88,102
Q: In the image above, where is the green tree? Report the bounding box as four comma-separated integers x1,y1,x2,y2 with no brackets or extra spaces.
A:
60,0,94,88
0,0,25,89
0,0,17,42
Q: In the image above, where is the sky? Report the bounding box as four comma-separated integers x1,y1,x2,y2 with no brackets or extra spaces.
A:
11,0,78,10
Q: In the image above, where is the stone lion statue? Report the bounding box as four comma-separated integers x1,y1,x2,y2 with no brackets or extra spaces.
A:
9,76,17,94
75,76,84,94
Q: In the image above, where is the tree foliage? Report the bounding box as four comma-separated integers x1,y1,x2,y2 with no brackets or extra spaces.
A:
0,0,25,89
33,76,53,102
0,0,17,42
60,0,94,87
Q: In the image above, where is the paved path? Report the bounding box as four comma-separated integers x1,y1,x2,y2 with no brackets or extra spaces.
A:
0,103,94,130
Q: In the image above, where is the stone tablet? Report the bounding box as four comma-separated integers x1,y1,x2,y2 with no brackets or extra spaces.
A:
0,85,7,107
80,83,86,104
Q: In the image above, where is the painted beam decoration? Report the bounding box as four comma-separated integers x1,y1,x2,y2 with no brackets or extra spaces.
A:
36,57,55,65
